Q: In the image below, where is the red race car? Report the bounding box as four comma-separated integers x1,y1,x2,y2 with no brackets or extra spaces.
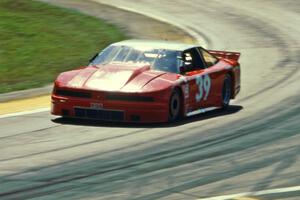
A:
51,40,240,123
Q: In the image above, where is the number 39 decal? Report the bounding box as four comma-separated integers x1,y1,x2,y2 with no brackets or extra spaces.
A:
195,74,211,102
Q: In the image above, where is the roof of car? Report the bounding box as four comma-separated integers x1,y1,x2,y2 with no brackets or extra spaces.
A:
112,39,199,51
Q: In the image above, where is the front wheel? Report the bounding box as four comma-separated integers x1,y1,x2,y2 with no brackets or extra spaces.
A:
222,74,232,108
169,89,182,122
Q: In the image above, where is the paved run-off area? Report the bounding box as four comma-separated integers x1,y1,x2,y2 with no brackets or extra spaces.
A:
0,0,299,199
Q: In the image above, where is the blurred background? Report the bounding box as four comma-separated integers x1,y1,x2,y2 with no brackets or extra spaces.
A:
0,0,299,200
0,0,126,94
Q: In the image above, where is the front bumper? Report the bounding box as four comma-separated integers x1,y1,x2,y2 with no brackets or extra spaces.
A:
51,94,169,123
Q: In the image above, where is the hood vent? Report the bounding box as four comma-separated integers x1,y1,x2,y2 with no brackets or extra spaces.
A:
106,94,154,102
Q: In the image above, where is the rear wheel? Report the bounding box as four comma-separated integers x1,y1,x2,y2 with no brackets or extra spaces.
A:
222,74,232,108
169,89,181,122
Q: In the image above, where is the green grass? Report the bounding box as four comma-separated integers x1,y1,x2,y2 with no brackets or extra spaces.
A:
0,0,127,93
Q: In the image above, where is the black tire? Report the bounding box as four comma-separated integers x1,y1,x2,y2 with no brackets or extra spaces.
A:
169,89,182,122
222,74,232,108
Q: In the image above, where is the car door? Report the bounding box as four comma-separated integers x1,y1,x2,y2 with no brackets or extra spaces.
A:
197,47,223,107
182,47,220,113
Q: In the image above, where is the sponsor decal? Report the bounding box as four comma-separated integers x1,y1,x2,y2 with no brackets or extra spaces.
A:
195,74,211,102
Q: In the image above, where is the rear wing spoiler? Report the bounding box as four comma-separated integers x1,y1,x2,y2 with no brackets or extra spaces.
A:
208,50,241,61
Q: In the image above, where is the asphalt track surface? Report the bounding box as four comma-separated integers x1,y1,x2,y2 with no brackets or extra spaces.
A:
1,0,300,199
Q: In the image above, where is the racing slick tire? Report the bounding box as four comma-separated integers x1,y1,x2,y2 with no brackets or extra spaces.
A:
222,74,232,108
169,89,182,122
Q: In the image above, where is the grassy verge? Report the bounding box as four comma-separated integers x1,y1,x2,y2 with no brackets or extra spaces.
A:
0,0,127,94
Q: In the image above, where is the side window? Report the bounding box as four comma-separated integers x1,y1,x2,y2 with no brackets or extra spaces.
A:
198,48,218,67
182,48,205,71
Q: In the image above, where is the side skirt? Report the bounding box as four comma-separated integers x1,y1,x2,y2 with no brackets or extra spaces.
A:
186,107,220,117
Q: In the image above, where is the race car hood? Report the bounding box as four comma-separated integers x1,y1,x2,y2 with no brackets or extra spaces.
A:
56,64,177,92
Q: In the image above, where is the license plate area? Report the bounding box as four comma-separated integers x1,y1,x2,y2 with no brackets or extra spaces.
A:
74,107,124,121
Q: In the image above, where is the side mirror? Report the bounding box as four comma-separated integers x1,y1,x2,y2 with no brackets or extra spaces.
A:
179,63,192,74
89,53,99,64
179,66,185,74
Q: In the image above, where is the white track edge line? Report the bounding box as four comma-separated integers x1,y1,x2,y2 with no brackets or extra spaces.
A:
198,185,300,200
0,107,50,119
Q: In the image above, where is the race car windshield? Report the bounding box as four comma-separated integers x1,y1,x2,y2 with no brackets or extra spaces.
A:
90,45,183,73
